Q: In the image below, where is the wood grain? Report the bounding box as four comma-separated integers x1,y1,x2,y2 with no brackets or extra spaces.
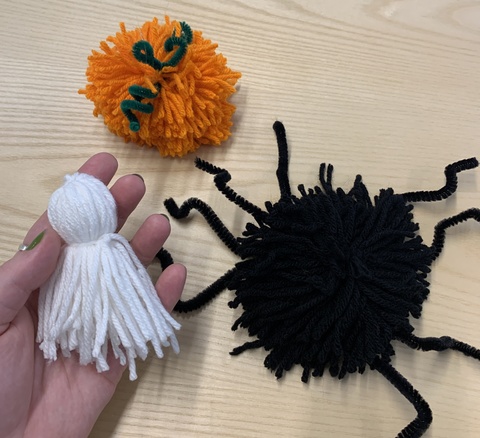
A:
1,0,479,436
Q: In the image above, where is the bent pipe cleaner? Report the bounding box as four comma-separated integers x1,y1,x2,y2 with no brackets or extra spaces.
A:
158,121,480,437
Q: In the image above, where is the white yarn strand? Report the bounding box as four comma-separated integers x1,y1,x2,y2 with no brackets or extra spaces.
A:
37,172,180,380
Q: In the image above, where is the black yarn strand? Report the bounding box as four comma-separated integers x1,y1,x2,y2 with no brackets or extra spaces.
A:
373,358,432,438
319,162,335,194
401,157,478,203
273,121,292,199
164,196,240,255
430,208,480,260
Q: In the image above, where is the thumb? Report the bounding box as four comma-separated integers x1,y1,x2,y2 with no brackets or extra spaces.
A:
0,225,62,335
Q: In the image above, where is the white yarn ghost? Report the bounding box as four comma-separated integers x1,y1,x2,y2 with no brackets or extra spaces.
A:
37,172,180,380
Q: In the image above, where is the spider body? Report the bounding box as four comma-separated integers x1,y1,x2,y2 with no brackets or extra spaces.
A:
161,121,480,437
228,181,433,382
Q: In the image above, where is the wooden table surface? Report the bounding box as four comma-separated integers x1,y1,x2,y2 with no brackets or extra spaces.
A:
1,1,479,436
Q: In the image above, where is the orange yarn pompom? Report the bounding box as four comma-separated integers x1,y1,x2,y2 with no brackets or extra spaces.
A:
79,17,241,157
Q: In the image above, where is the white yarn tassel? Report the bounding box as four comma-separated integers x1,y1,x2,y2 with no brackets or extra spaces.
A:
37,172,180,380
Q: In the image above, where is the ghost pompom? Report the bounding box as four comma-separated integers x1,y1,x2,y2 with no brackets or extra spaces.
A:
37,172,180,380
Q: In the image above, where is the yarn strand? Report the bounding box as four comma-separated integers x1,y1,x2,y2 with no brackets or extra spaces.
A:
319,163,335,195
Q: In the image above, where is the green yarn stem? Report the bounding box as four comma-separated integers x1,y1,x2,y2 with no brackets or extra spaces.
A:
121,21,193,132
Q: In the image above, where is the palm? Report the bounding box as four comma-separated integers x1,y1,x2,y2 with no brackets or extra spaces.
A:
0,154,185,438
2,304,119,437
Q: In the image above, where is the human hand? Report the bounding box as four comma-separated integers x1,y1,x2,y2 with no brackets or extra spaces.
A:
0,153,186,438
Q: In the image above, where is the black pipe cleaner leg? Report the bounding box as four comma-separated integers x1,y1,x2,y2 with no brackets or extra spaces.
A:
373,358,432,438
157,247,236,314
164,197,240,254
174,268,237,313
430,208,480,260
194,158,265,220
156,247,174,269
398,333,480,360
157,246,227,313
400,157,478,203
273,121,292,199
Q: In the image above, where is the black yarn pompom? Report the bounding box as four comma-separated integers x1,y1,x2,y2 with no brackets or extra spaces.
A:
229,171,433,382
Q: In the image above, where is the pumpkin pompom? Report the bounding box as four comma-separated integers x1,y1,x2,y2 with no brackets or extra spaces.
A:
79,17,241,157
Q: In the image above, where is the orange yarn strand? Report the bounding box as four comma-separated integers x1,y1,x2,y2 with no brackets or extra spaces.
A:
79,17,241,157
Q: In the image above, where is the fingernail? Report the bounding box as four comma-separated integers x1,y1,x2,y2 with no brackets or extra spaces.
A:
19,230,46,251
132,173,144,182
160,213,170,222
